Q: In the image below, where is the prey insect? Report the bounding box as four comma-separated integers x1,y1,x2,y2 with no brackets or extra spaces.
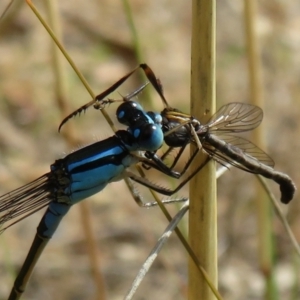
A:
60,63,296,204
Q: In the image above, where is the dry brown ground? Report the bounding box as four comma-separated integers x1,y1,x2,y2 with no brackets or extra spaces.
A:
0,1,299,299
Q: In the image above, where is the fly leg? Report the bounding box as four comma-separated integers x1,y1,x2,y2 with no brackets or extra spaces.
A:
58,65,148,131
59,63,169,131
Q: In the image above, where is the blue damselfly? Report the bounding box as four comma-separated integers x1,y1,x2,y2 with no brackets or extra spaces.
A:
0,77,195,300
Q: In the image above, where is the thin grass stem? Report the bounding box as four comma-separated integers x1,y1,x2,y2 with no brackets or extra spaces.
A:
189,0,217,299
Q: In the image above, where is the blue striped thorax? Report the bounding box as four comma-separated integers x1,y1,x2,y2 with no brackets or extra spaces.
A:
50,132,136,205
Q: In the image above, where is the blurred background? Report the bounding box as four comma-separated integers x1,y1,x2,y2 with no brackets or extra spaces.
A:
0,0,299,299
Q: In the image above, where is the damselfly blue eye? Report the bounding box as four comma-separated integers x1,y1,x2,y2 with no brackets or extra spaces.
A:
117,101,144,126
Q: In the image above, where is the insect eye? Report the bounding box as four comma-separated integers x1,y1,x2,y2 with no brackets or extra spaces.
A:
133,124,164,151
147,111,162,125
116,101,143,125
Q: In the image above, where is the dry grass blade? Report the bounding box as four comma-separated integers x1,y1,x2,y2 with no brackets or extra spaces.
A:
125,166,229,300
125,201,223,300
257,176,300,258
124,202,190,300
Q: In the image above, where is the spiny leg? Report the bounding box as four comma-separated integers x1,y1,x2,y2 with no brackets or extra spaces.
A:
58,63,170,131
58,65,142,131
132,147,198,180
125,156,210,197
142,123,200,179
139,63,169,107
142,146,177,171
124,176,188,208
93,82,150,110
141,147,197,179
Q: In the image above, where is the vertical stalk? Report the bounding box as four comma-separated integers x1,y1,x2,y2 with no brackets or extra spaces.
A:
189,1,217,299
243,1,277,299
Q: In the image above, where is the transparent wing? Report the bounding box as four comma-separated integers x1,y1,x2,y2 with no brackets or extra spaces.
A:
0,174,53,233
201,134,274,173
205,102,263,133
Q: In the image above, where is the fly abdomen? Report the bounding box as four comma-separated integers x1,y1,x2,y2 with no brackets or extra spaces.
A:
206,134,261,170
270,172,296,204
205,134,296,204
247,164,296,204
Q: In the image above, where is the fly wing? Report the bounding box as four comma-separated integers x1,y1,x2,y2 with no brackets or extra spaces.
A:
206,103,263,133
201,134,275,173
